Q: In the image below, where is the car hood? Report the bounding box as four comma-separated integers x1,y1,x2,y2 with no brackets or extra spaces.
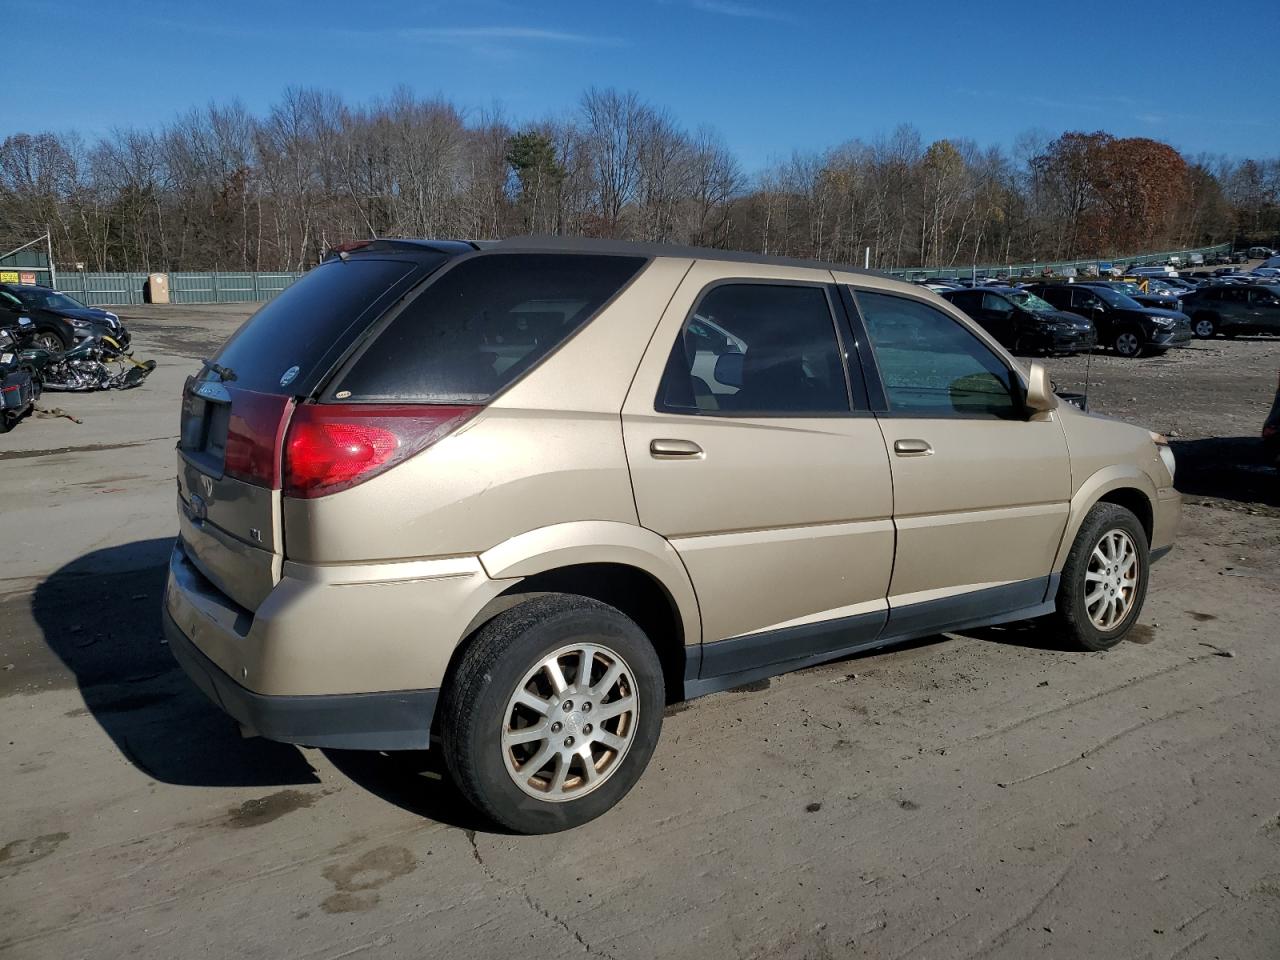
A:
57,305,119,325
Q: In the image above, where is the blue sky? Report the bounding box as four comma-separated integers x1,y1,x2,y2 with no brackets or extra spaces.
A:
6,0,1277,172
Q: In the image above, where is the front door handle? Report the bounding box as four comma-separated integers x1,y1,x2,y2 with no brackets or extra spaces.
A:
650,439,704,459
893,438,933,457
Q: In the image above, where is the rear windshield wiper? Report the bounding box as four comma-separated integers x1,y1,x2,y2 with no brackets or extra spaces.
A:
202,359,237,382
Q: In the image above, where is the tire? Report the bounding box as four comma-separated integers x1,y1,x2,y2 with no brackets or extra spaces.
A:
440,594,665,834
1048,503,1150,651
33,328,68,352
0,413,12,433
1191,314,1217,339
1113,328,1145,358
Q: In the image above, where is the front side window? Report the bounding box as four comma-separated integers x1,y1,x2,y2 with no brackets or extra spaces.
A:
656,283,849,416
982,293,1014,315
856,291,1021,418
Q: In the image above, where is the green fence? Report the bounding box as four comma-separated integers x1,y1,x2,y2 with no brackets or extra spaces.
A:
889,242,1233,280
53,271,301,306
40,240,1236,304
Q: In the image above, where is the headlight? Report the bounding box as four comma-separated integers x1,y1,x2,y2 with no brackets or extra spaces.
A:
1150,316,1174,327
66,317,92,328
1150,431,1176,481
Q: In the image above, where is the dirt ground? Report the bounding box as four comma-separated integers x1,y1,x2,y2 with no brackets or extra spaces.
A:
1,305,1278,960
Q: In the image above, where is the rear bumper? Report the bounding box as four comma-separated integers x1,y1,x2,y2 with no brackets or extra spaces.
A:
163,539,510,747
165,609,438,750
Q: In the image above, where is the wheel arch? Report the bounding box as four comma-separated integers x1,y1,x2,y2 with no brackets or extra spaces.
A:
440,522,701,708
1052,467,1157,572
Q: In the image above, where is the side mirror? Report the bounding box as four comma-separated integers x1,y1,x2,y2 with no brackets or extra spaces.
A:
1024,361,1059,416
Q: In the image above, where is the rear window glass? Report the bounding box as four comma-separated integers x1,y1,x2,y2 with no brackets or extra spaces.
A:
334,253,646,402
212,257,427,394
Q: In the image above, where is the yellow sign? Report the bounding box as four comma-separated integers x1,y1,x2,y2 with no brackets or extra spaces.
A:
0,271,19,284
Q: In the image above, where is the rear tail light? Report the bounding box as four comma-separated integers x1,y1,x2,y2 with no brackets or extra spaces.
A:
283,404,478,499
223,390,293,488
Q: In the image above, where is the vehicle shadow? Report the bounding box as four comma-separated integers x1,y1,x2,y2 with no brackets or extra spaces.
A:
30,537,319,787
959,618,1080,652
1170,436,1278,509
322,748,499,833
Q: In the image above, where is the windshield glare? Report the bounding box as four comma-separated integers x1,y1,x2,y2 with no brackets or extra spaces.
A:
1007,291,1056,314
1093,286,1142,310
14,288,87,311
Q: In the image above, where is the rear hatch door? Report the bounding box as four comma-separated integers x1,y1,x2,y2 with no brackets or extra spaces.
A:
176,250,449,611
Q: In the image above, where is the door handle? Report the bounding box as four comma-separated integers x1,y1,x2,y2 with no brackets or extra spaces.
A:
650,439,704,459
893,438,933,457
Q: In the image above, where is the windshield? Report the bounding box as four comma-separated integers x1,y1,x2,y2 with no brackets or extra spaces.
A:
13,287,87,311
1092,286,1143,310
1112,282,1142,295
1006,290,1057,314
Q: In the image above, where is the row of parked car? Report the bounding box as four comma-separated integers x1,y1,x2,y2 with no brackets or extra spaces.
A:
918,268,1280,358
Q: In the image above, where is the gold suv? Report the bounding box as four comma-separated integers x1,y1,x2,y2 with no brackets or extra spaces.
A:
164,238,1179,832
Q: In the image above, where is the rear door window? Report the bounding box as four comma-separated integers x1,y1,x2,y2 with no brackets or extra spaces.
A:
655,283,851,416
333,254,646,403
211,257,429,395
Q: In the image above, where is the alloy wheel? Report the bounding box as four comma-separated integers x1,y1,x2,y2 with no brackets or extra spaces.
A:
501,643,639,802
34,332,63,352
1084,529,1139,630
1115,332,1140,357
1193,318,1215,338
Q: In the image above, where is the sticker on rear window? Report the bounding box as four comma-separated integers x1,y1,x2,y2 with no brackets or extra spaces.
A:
279,365,300,387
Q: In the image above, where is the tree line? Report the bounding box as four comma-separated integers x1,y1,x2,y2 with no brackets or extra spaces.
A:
1,86,1277,273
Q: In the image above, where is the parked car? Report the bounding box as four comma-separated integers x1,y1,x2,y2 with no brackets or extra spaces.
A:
1181,283,1280,338
1264,371,1280,464
1246,246,1277,260
1258,255,1280,270
0,283,129,352
1129,265,1178,280
163,237,1180,833
1251,267,1280,279
1087,280,1180,312
941,286,1096,355
1026,283,1192,356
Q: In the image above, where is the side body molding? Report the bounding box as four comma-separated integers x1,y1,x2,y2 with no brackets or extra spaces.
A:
478,521,702,648
1051,465,1159,572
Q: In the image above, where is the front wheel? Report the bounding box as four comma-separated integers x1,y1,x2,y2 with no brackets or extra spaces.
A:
440,594,665,833
1113,328,1145,358
33,328,68,352
1048,502,1150,651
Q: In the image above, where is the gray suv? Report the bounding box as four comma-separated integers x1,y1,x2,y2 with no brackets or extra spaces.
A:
1183,284,1280,338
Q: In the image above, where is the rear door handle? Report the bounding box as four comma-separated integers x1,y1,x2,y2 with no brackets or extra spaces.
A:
893,438,933,457
650,439,704,459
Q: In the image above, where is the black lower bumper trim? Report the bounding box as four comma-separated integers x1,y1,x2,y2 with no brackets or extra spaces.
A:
163,610,437,751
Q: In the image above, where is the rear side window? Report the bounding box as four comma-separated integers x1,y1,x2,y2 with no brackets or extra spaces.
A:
212,258,426,394
335,254,645,403
656,283,850,416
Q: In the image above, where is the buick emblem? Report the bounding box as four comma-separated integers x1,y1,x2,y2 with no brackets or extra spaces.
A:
200,475,214,497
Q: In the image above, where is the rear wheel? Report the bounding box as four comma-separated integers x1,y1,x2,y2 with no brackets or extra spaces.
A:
440,594,665,834
1048,502,1150,651
1192,314,1217,339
